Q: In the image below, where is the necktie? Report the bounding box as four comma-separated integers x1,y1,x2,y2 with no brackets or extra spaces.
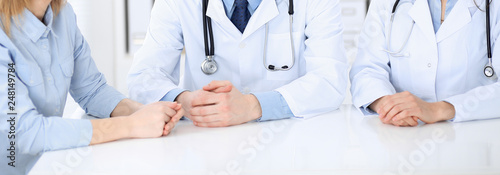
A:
231,0,251,33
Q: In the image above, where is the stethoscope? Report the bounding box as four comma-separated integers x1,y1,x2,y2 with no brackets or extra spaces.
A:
201,0,296,75
385,0,495,78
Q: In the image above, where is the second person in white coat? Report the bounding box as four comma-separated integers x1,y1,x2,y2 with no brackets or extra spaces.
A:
351,0,500,126
128,0,348,127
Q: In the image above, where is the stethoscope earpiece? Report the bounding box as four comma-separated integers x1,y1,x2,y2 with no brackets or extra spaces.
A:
202,0,295,75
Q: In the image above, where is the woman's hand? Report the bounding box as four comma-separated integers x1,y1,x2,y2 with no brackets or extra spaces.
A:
90,101,183,145
370,91,455,127
127,102,183,138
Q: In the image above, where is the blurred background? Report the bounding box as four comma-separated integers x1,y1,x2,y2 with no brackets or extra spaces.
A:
63,0,370,117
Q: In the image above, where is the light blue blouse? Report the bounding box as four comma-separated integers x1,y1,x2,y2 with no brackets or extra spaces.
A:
0,3,125,160
428,0,458,33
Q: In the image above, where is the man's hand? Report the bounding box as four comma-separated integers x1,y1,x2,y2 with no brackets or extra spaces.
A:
189,81,262,127
371,91,455,127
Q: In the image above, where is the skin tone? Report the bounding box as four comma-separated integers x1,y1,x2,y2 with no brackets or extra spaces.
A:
29,0,184,145
176,80,262,127
369,0,455,127
369,91,456,127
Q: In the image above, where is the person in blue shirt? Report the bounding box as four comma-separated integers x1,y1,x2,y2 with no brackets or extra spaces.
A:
0,0,184,173
350,0,500,126
128,0,348,127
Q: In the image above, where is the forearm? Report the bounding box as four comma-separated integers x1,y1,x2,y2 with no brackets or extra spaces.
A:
110,99,143,117
89,117,130,145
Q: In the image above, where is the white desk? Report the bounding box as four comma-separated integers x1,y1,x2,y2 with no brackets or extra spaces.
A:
29,105,500,175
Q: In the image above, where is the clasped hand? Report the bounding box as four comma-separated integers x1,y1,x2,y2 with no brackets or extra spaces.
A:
370,91,455,127
176,81,262,127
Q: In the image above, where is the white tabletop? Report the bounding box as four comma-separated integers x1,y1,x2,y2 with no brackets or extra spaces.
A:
29,105,500,175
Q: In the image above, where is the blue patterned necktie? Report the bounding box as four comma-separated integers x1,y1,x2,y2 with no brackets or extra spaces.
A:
231,0,251,33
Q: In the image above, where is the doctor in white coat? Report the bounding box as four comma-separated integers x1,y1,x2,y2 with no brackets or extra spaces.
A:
351,0,500,126
128,0,348,127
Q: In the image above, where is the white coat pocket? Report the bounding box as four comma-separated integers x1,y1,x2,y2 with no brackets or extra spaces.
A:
265,32,302,81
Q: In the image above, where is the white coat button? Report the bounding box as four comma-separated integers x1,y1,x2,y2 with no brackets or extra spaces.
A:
30,80,34,84
427,63,432,68
239,43,246,49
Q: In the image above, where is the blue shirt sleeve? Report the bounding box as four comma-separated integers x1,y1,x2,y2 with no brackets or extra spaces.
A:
252,91,294,122
160,88,188,102
360,102,378,116
69,18,126,118
0,46,93,156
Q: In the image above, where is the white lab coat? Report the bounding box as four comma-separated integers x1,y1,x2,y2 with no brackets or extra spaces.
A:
128,0,348,118
350,0,500,122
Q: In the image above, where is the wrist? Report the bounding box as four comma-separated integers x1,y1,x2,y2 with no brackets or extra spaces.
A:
176,91,190,103
111,99,143,117
434,101,455,122
246,94,262,121
369,96,386,113
120,116,135,138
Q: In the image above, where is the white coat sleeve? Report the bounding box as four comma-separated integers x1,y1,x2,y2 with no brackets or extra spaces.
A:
444,1,500,122
349,0,397,115
127,0,184,104
276,0,349,118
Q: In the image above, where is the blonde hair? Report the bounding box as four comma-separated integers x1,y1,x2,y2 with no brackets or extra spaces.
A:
0,0,66,36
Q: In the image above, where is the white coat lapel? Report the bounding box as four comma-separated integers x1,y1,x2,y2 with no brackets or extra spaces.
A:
408,0,437,43
435,0,472,42
241,0,279,40
206,0,242,36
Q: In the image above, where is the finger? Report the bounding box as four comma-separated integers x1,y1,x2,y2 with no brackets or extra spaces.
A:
210,85,233,93
402,116,418,127
163,116,180,136
191,92,221,107
163,124,172,136
392,119,407,127
392,107,418,122
194,120,227,128
173,103,182,111
190,105,218,116
203,80,232,91
191,114,223,123
412,116,419,122
156,102,179,117
161,108,177,122
378,94,409,121
384,104,406,123
161,101,179,109
385,101,416,123
171,108,184,122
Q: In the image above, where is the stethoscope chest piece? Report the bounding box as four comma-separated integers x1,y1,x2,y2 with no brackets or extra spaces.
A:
201,56,218,75
485,64,495,78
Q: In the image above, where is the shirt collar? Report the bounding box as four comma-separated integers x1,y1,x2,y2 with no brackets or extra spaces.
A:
19,5,56,42
222,0,263,13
